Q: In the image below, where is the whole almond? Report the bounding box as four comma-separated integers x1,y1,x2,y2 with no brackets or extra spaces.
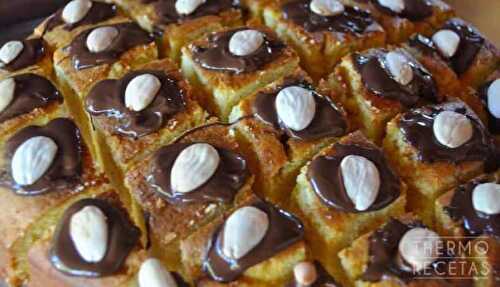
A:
170,143,220,193
175,0,206,15
138,258,178,287
86,26,119,53
229,30,264,57
310,0,345,16
70,205,109,263
433,110,473,148
472,183,500,215
385,51,413,86
11,136,58,186
275,86,316,131
487,79,500,118
62,0,93,24
293,262,318,286
0,41,24,65
221,206,269,260
432,30,460,58
0,78,15,113
398,228,441,272
377,0,405,13
340,155,381,211
125,74,162,112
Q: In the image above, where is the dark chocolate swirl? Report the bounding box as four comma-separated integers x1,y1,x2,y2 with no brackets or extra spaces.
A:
1,38,45,71
86,70,186,138
66,22,153,70
399,102,495,163
371,0,433,21
285,261,341,287
353,49,438,107
0,118,83,195
0,73,62,124
49,198,140,277
149,0,238,25
307,143,401,212
253,80,347,141
44,1,117,32
147,143,249,204
445,178,500,238
362,218,462,283
204,200,304,282
190,28,285,74
282,0,376,34
478,79,500,135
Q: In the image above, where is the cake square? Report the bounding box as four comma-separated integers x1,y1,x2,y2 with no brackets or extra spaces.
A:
34,0,121,51
291,131,406,284
0,116,106,285
229,69,349,205
181,26,300,119
180,195,306,285
338,214,472,286
111,0,243,62
382,101,496,226
321,47,440,143
350,0,454,44
124,123,255,271
263,0,386,80
84,58,208,175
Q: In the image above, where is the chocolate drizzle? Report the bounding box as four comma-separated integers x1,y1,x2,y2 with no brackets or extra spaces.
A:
399,102,495,163
44,1,116,33
50,198,140,277
150,0,237,25
282,0,376,34
371,0,433,21
307,143,401,212
478,79,500,135
286,261,341,287
86,70,186,138
353,49,438,107
362,218,458,282
253,80,347,140
66,22,153,70
191,28,285,74
445,178,500,238
0,73,62,123
204,200,304,282
1,38,45,71
147,143,249,204
0,118,83,195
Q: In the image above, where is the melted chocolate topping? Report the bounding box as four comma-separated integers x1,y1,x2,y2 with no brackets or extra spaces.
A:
371,0,433,21
399,102,495,163
204,200,304,282
50,198,140,277
147,143,249,204
282,0,375,34
0,118,83,195
150,0,237,25
191,28,285,74
253,80,347,140
478,80,500,135
286,261,341,287
44,1,116,32
0,73,62,123
67,22,153,70
445,178,500,238
2,38,45,71
353,49,438,107
361,218,456,282
307,143,401,212
86,70,186,138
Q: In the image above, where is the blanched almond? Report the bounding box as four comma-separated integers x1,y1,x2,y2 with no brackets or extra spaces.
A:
377,0,405,13
310,0,345,16
433,110,473,148
275,86,316,131
125,74,161,112
340,155,380,211
0,41,24,65
175,0,206,15
385,51,413,86
487,79,500,118
86,26,119,53
432,30,460,58
62,0,93,24
229,29,264,57
0,78,15,113
70,205,108,263
398,228,441,272
472,183,500,215
138,258,178,287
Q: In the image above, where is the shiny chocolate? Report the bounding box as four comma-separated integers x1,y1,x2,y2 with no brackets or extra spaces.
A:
2,38,45,71
286,261,341,287
151,0,237,25
307,143,400,212
190,28,285,74
50,197,140,277
478,79,500,135
371,0,433,21
66,22,153,70
44,1,116,32
0,73,62,123
0,118,83,195
282,0,376,34
147,142,249,204
399,102,495,163
86,70,186,138
353,49,438,107
445,178,500,238
253,79,347,140
203,200,304,282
